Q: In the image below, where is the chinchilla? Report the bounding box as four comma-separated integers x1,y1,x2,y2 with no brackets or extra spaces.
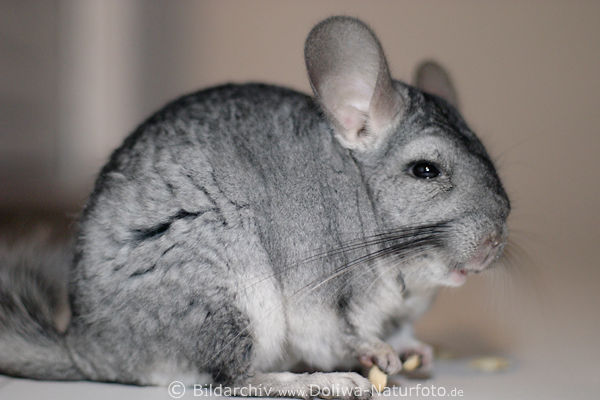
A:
0,16,509,398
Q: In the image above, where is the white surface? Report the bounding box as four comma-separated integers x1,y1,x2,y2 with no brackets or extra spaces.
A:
1,356,595,400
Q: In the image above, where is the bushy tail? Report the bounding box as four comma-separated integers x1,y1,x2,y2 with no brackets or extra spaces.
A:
0,239,84,380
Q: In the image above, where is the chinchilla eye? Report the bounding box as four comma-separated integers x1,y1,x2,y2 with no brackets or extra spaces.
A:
410,161,440,179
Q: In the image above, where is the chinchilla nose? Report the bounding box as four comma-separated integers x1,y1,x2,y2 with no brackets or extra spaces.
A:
486,232,502,249
488,221,509,247
482,224,508,259
467,225,507,271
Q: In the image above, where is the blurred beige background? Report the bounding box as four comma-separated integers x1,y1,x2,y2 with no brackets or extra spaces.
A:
1,0,599,398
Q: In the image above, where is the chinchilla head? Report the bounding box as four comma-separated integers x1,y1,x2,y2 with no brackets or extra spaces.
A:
305,16,510,287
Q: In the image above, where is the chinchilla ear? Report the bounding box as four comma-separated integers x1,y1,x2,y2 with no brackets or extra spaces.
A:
304,16,404,151
413,60,459,109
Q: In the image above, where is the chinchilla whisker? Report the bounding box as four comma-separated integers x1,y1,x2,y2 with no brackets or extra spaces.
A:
497,238,530,271
358,240,444,292
297,233,446,292
493,136,535,165
240,223,450,292
293,235,445,301
302,223,450,279
302,223,451,263
297,247,402,296
295,234,429,273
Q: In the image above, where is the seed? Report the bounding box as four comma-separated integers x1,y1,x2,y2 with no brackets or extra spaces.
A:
470,356,509,372
402,354,421,371
368,365,387,392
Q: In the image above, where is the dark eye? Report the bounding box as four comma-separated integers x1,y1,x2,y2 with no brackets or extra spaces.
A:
410,161,440,179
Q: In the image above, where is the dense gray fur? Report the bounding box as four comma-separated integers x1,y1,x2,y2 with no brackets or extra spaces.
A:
0,16,509,398
0,239,78,379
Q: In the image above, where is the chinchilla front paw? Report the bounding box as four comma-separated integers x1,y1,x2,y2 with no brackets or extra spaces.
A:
397,341,434,374
358,341,403,375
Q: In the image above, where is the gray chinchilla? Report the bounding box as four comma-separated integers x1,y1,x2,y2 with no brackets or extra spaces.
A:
0,16,509,398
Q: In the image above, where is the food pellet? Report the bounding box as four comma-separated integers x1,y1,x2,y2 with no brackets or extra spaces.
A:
402,354,421,371
368,365,387,392
470,356,509,372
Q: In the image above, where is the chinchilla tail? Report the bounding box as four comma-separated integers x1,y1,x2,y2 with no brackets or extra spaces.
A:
0,239,84,380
